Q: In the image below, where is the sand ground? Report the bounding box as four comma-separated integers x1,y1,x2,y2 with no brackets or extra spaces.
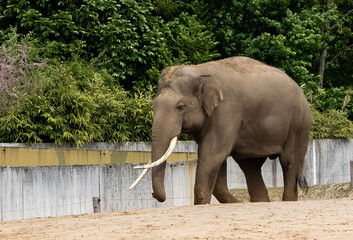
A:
1,197,352,240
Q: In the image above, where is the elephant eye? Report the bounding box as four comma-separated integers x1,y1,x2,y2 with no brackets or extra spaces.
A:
176,103,186,111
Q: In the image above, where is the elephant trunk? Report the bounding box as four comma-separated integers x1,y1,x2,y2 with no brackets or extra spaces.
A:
151,139,168,202
151,118,180,202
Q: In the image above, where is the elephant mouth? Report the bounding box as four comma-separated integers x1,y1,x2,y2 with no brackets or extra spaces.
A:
129,136,178,189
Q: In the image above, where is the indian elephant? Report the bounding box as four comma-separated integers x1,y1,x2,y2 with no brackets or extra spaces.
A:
130,56,311,204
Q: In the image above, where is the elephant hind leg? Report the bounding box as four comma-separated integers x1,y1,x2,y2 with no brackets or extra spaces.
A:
235,157,270,202
279,153,300,201
212,160,240,203
279,131,309,201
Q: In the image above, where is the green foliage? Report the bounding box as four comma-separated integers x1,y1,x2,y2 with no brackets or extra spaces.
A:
199,0,326,83
315,87,353,120
126,89,154,141
304,82,353,120
163,12,219,65
88,0,166,90
324,0,353,87
0,0,220,91
302,83,353,139
310,107,353,139
0,60,154,146
196,0,353,87
1,0,352,142
153,0,179,21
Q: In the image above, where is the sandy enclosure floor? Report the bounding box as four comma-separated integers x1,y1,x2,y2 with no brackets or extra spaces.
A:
1,198,352,240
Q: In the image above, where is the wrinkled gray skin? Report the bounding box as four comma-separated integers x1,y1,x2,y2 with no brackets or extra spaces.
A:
151,57,311,204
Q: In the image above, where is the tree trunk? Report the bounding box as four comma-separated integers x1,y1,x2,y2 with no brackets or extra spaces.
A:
318,49,327,88
318,0,333,89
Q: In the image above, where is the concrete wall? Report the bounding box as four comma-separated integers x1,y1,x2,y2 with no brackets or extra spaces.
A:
1,139,352,222
1,165,100,221
304,139,353,185
227,139,353,189
0,161,197,222
0,142,197,166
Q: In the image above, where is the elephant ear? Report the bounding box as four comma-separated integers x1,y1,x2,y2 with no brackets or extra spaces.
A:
196,75,224,116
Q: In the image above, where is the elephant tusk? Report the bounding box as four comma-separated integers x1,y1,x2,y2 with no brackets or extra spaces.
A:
129,137,178,189
134,136,177,170
129,165,150,189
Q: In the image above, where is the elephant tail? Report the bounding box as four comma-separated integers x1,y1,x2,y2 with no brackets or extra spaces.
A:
297,167,309,195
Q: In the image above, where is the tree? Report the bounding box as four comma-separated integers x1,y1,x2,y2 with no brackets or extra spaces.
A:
324,0,353,88
0,0,220,91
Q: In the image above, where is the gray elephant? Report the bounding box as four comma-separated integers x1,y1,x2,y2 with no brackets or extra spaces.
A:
131,56,311,204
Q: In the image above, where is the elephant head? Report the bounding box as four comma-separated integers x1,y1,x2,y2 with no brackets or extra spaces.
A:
130,66,223,202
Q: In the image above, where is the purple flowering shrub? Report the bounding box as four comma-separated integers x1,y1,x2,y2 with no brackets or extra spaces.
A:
0,44,47,109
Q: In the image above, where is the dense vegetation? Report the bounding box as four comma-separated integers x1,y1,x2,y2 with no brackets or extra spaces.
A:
0,0,352,145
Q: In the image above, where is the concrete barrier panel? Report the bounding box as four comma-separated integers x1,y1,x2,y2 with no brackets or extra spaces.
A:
303,139,353,185
1,165,99,222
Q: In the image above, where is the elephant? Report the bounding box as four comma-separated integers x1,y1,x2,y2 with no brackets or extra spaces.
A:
130,56,311,205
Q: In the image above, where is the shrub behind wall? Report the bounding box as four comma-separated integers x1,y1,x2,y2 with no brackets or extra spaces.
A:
0,60,153,146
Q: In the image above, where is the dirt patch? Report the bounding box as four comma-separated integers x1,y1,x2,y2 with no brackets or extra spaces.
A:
230,182,353,202
1,183,352,240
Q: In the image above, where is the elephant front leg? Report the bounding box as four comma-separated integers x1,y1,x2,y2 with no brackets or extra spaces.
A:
213,160,240,203
193,119,239,205
194,163,219,204
194,152,228,205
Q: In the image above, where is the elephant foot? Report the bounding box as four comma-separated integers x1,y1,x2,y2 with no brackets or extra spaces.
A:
282,191,298,201
248,187,270,202
249,195,270,202
213,190,241,203
218,195,241,203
